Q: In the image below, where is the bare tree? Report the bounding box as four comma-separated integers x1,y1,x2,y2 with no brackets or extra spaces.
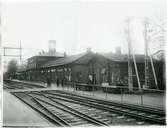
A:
142,16,166,89
7,59,18,78
144,17,166,54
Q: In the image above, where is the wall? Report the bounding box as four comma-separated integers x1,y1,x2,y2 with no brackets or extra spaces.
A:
88,55,109,85
71,64,89,83
17,54,165,90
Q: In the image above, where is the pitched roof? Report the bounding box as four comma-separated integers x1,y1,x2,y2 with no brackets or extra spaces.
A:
152,50,165,61
101,53,145,63
38,52,64,57
40,52,88,68
27,51,64,61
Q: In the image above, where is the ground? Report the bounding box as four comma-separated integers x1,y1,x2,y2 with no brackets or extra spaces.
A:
3,91,52,127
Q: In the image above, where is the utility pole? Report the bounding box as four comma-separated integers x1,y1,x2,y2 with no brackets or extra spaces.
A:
144,19,150,88
20,41,22,62
125,17,142,92
143,18,162,90
149,53,158,89
125,18,133,92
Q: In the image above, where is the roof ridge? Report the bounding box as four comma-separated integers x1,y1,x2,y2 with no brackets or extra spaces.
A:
40,52,88,68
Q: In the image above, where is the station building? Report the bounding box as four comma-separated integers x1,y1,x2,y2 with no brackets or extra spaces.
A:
17,48,165,90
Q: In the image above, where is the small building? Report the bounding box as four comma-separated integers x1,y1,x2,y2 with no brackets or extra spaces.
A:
40,49,95,83
26,54,64,81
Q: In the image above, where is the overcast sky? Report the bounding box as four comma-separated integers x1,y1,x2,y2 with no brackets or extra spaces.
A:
2,1,167,63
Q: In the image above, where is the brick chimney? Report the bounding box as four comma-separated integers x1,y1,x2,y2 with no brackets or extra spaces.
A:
115,46,121,55
48,40,56,55
86,48,92,53
64,52,67,57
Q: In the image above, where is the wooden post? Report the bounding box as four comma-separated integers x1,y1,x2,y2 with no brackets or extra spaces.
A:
20,41,22,63
132,54,142,92
126,18,133,92
149,54,159,89
144,20,150,88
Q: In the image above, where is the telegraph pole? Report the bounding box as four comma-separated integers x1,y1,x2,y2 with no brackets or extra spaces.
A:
20,41,22,62
125,18,133,92
144,19,150,88
125,17,142,92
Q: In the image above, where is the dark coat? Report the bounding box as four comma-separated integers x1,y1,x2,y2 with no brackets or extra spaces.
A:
46,77,51,86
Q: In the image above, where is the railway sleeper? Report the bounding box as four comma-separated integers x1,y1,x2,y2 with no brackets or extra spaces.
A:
45,93,165,125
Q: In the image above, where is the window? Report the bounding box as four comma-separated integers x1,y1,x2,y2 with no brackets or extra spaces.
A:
51,69,55,72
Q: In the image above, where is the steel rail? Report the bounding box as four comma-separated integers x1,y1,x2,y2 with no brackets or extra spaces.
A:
4,82,30,90
4,81,44,90
30,96,71,127
4,85,21,90
7,80,45,88
51,90,165,115
12,92,69,127
48,94,165,124
42,91,165,125
30,93,108,126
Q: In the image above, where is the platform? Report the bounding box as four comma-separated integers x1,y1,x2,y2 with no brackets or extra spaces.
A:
3,91,53,127
9,79,45,87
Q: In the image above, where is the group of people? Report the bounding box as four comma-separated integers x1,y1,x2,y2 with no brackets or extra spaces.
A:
56,78,65,87
45,74,95,88
46,77,66,88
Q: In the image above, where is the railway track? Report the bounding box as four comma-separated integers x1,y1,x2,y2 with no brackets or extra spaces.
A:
12,90,166,126
3,83,25,90
47,90,165,115
12,92,69,126
3,81,44,90
12,92,109,127
7,81,165,126
40,90,166,125
30,91,147,125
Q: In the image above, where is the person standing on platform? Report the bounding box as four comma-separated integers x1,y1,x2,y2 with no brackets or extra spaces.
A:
56,78,60,87
61,78,64,88
42,76,46,86
46,77,52,87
